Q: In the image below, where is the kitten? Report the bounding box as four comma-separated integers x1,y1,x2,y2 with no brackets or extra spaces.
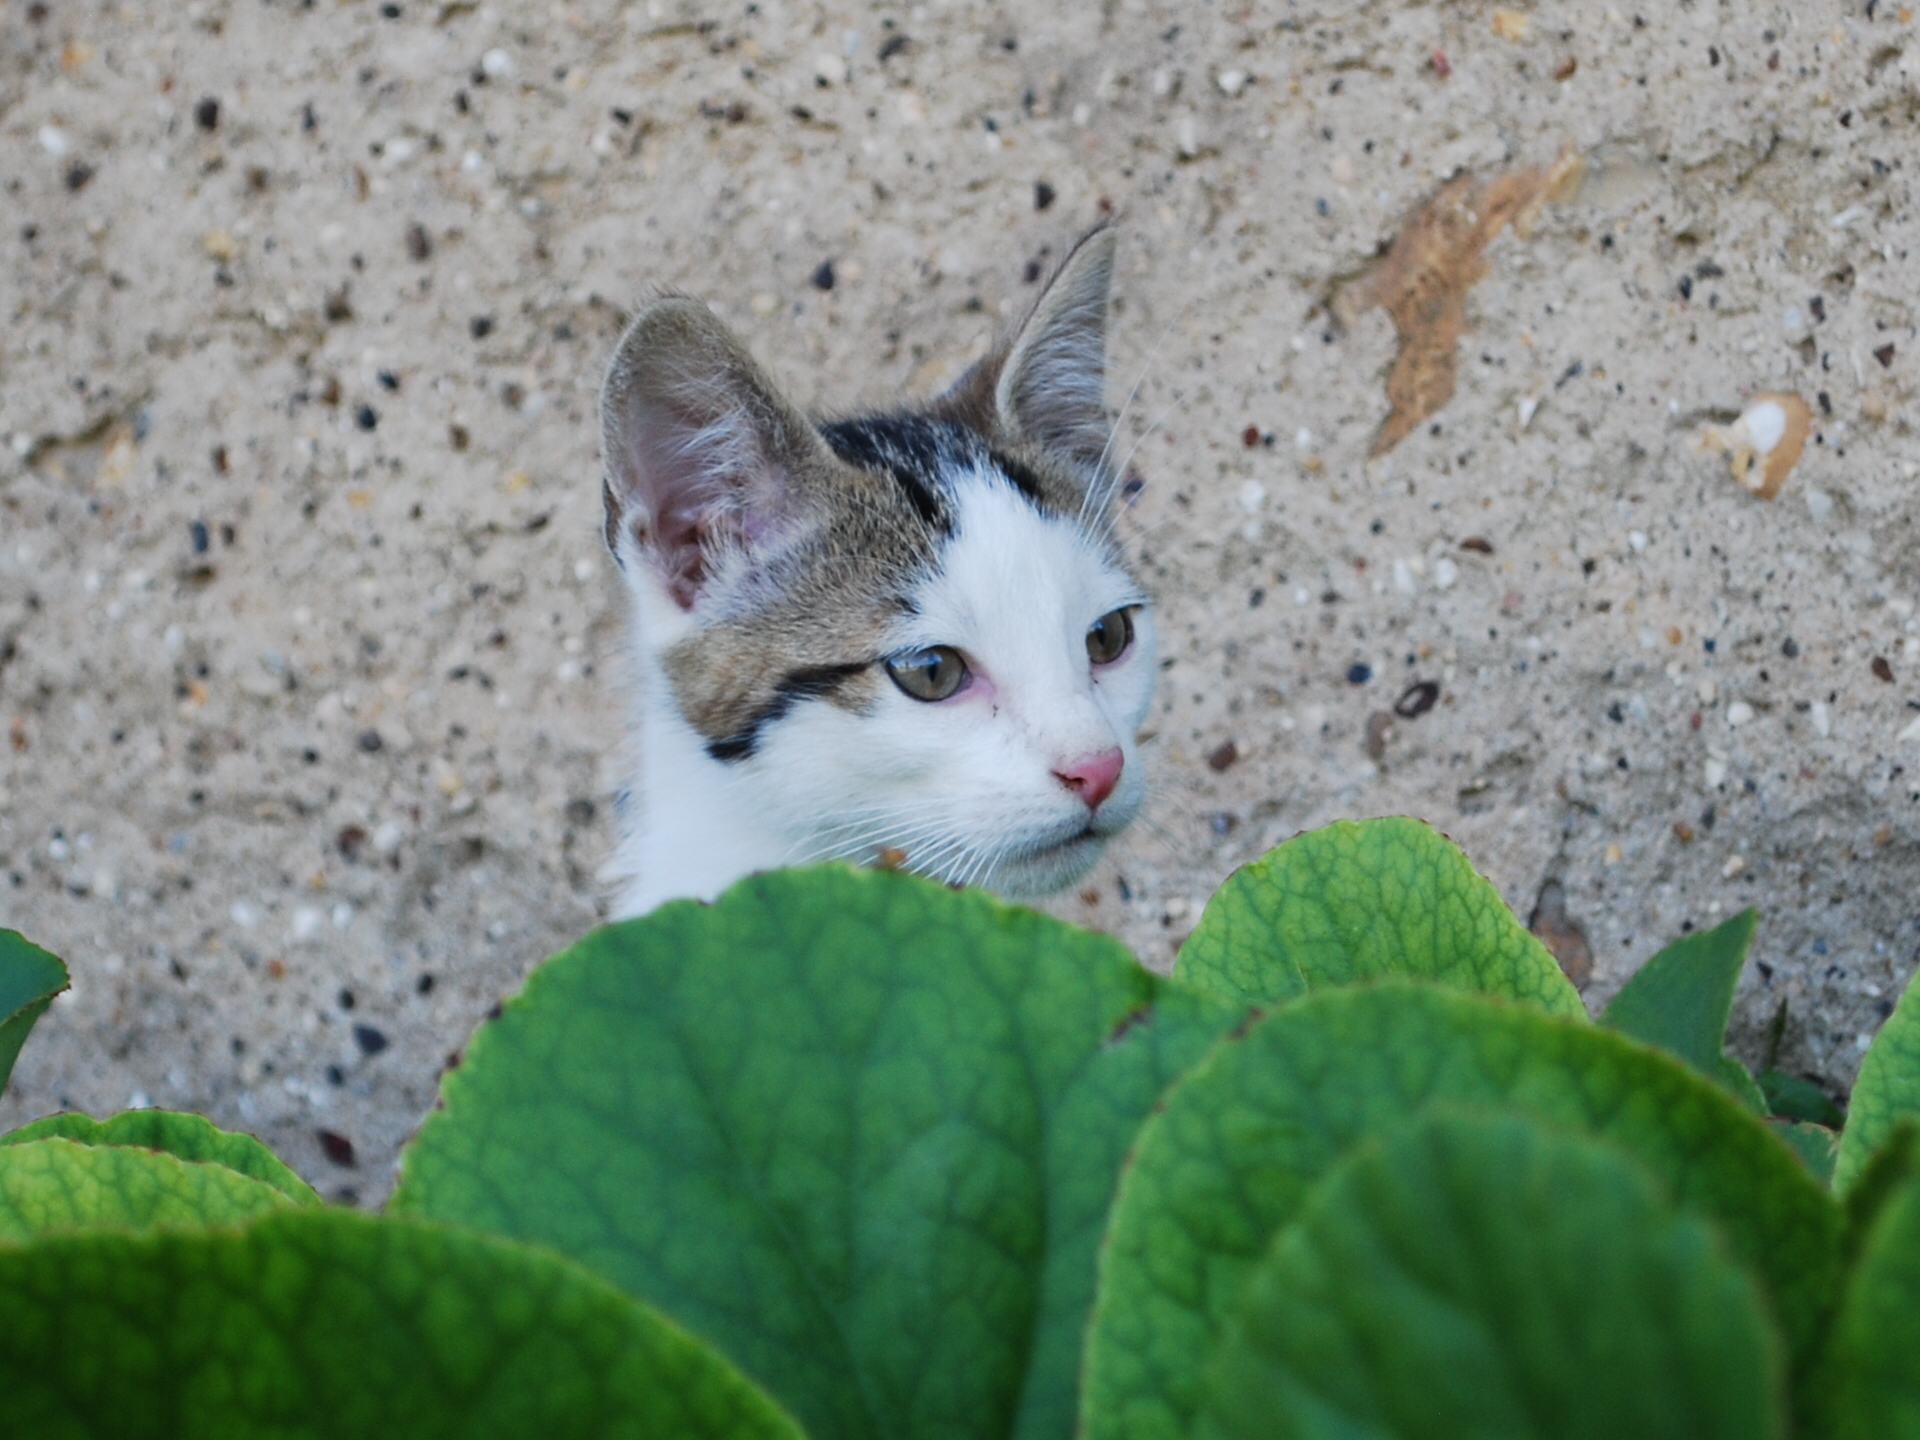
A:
598,227,1156,918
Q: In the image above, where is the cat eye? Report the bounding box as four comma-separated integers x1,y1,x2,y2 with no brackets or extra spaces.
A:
886,645,970,702
1085,607,1136,667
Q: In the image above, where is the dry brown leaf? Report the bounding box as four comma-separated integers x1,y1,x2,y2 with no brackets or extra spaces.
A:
1347,146,1582,456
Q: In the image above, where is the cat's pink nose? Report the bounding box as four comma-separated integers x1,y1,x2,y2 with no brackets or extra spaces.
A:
1054,747,1124,810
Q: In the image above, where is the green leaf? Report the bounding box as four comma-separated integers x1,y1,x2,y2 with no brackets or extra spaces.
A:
2,1109,320,1205
1718,1053,1771,1114
1831,1162,1920,1438
392,865,1235,1440
0,1137,290,1241
0,930,68,1095
1174,817,1584,1019
1767,1120,1840,1185
1761,1070,1848,1128
1082,982,1842,1440
1836,964,1920,1195
1196,1113,1786,1440
1602,909,1756,1082
0,1208,803,1438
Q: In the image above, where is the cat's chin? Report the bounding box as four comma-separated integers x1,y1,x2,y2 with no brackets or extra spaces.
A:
985,827,1110,898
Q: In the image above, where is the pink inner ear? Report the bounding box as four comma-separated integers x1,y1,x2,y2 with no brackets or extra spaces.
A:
611,396,759,611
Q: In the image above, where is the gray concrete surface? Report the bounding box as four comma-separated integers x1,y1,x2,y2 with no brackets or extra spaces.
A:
2,0,1916,1201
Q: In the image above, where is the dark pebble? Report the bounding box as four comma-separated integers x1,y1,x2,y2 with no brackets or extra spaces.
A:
1459,535,1493,553
810,260,836,291
356,729,384,752
1782,637,1799,658
1241,425,1260,448
1874,343,1896,368
1872,656,1894,683
405,222,432,260
354,404,378,431
335,825,367,861
317,1130,356,1166
470,314,494,338
189,520,210,554
1207,740,1239,772
194,96,220,130
353,1023,389,1056
1347,662,1373,685
1034,180,1056,211
1393,680,1440,719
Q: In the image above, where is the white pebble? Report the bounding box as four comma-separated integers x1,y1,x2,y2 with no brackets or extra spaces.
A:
289,906,324,943
1704,757,1728,788
1897,714,1920,745
1745,400,1788,455
1517,396,1539,429
1433,558,1459,590
1216,69,1248,97
1293,586,1312,607
1697,678,1718,704
1726,701,1754,727
1782,306,1804,330
331,902,355,930
372,821,405,854
1628,530,1649,553
480,47,514,77
1722,855,1747,878
573,558,597,582
1811,701,1832,739
128,1090,152,1111
1237,480,1267,514
1295,427,1314,450
230,901,264,929
1805,489,1834,521
1175,114,1203,159
37,125,71,156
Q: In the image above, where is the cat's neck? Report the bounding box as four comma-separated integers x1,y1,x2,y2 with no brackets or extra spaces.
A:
608,583,790,918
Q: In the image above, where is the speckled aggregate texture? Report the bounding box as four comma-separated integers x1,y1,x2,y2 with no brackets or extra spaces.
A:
1,2,1917,1200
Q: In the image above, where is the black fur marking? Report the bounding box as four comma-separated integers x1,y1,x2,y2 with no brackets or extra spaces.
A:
705,660,872,763
820,415,960,530
987,450,1049,507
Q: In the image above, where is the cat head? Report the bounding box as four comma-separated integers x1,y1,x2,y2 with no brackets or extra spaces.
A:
600,227,1155,898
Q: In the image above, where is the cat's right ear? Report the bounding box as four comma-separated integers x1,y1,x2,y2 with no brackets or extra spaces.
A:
599,299,823,610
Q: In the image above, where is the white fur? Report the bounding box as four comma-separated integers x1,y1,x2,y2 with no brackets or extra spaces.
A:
608,471,1154,917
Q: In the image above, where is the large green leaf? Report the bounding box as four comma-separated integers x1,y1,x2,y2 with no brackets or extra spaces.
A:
0,1137,290,1241
0,1208,802,1438
1082,982,1841,1440
1174,817,1584,1018
0,930,68,1094
1831,1160,1920,1438
1602,909,1756,1081
391,865,1235,1440
3,1109,320,1205
1836,965,1920,1195
1196,1113,1785,1440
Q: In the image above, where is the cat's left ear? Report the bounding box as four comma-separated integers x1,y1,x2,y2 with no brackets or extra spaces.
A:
969,225,1117,473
